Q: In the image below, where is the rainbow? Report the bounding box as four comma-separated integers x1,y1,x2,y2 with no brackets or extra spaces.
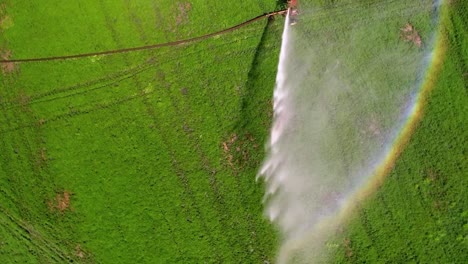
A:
277,1,450,261
338,0,449,220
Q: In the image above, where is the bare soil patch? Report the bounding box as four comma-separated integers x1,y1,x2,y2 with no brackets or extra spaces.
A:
0,49,16,74
0,4,16,74
222,133,259,171
400,23,422,48
176,2,192,26
74,244,85,259
48,191,72,213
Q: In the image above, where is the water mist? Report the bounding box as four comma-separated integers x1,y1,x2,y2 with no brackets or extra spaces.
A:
259,1,441,263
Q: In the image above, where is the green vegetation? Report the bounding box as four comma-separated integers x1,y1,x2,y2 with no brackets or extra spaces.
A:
330,2,468,263
0,1,283,263
291,0,435,184
0,0,466,263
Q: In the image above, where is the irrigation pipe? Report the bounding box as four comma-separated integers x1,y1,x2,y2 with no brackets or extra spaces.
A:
0,9,287,63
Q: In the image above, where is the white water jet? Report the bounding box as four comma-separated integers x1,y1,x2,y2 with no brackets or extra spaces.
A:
259,1,438,263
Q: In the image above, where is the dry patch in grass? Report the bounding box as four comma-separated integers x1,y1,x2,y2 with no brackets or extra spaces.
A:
0,14,13,31
0,49,15,74
0,14,9,29
400,23,422,48
48,191,72,213
176,2,192,26
0,4,16,74
74,244,85,259
222,133,260,171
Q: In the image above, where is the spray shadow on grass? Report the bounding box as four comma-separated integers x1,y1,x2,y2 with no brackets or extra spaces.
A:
234,16,283,137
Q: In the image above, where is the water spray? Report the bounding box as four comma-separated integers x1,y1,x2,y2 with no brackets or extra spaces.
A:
259,0,444,263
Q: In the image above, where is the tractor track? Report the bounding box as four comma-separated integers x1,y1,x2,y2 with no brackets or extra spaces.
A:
0,46,280,136
0,36,268,111
0,9,287,64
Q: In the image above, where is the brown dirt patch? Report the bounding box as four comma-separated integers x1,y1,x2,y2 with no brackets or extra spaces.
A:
222,133,259,171
400,23,422,48
48,191,72,213
0,49,16,74
176,2,192,26
74,244,85,259
0,4,15,74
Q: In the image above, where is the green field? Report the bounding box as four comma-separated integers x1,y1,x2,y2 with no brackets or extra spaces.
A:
330,2,468,263
0,0,466,263
0,1,283,263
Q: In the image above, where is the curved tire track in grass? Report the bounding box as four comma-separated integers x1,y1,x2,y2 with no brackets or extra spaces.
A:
0,60,82,262
0,51,263,135
1,37,264,112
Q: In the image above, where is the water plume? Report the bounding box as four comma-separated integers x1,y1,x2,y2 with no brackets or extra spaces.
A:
259,1,446,263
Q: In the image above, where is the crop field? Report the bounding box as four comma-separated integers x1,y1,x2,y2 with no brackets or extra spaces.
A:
330,2,468,263
0,0,285,263
0,0,466,263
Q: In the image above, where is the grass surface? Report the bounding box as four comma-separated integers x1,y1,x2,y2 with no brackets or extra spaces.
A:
330,1,468,263
0,1,282,263
0,0,466,263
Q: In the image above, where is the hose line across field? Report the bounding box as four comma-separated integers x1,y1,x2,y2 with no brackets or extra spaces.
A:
0,9,287,63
